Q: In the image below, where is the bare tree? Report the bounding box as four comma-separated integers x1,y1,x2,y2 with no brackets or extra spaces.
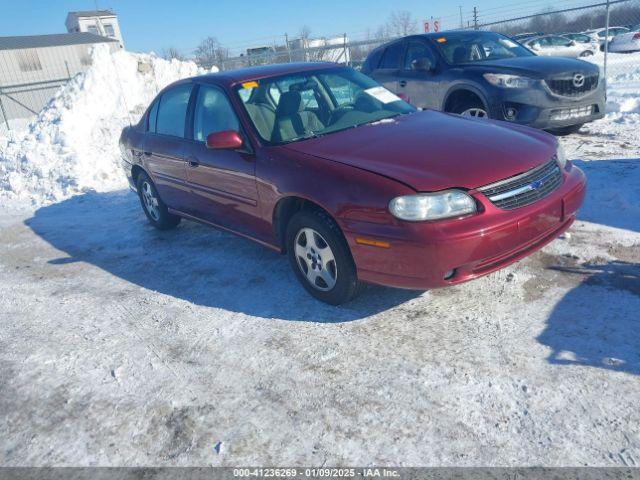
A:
162,47,185,61
194,36,229,66
299,25,312,42
295,25,328,62
386,10,418,37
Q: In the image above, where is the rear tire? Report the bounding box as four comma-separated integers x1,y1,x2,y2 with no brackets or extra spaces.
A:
136,172,181,230
286,209,360,305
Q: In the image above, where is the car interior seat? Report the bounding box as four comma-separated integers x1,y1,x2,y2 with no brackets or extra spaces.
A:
243,87,276,140
272,91,324,142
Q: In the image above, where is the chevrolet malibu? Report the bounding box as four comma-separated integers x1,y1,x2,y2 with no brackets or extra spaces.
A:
119,63,586,305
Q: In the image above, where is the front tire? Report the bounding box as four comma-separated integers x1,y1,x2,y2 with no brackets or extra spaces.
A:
286,210,360,305
450,98,489,119
136,172,181,230
549,124,584,136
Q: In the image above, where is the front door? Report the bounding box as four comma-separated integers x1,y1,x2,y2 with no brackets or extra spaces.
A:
183,84,259,235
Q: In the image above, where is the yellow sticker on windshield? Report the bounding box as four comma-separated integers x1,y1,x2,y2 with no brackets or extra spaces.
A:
242,81,259,89
436,37,446,43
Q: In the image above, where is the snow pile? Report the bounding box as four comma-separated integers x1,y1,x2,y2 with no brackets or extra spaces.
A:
586,51,640,114
0,45,216,208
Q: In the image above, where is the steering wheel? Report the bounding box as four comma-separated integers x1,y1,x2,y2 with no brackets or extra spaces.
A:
328,103,356,124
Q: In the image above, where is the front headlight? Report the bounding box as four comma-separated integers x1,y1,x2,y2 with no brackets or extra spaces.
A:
556,142,567,169
483,73,535,88
389,190,477,221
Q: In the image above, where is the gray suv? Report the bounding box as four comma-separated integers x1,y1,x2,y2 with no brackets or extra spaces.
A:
361,31,605,134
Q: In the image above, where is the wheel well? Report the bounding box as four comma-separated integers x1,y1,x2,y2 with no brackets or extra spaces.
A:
273,197,330,252
131,165,145,188
444,89,485,113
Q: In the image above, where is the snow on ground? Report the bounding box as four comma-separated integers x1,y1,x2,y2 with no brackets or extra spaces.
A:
0,50,639,466
0,45,214,209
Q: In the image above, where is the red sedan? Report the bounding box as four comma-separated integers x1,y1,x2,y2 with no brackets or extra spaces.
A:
119,62,585,305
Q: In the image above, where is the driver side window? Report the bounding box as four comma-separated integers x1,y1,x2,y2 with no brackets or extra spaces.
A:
192,85,239,142
403,41,434,70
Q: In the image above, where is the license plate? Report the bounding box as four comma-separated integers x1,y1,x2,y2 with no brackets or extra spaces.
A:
518,201,563,240
550,105,593,121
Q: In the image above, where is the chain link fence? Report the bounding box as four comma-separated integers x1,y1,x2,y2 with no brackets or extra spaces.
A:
209,35,399,71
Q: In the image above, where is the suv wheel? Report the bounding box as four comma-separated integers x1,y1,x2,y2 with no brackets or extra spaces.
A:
136,172,181,230
549,124,584,136
450,98,489,118
286,210,360,305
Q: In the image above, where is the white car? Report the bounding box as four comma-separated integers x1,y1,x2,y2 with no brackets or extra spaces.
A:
582,27,630,49
524,35,596,58
609,30,640,52
563,32,601,53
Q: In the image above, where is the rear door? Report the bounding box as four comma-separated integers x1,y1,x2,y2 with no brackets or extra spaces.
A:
367,40,404,94
396,39,441,110
142,83,193,211
183,84,259,235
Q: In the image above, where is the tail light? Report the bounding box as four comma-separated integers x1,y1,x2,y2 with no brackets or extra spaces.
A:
634,32,640,40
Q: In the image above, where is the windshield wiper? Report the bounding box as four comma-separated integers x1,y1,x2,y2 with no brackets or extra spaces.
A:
286,131,323,143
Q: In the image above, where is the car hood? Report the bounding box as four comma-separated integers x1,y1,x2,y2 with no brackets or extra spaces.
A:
458,55,600,78
283,110,558,192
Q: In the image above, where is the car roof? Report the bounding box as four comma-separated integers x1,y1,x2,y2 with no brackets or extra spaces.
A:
189,62,342,87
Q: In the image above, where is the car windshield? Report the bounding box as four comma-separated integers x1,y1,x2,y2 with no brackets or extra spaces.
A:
234,67,415,145
433,31,535,65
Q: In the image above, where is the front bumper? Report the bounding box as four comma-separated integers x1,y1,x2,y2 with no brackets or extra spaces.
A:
486,81,605,129
345,164,586,290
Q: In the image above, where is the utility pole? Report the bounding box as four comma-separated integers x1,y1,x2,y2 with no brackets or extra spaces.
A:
473,7,479,30
343,33,348,66
459,6,464,29
285,33,292,62
604,0,610,99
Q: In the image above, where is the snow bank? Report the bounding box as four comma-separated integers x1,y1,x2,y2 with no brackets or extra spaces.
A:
585,51,640,112
0,45,216,208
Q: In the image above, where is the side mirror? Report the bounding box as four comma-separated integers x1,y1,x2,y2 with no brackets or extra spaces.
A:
531,43,541,51
206,130,243,150
411,57,433,72
569,40,577,46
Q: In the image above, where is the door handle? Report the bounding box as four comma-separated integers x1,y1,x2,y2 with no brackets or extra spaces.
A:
143,151,152,156
188,159,199,168
399,80,407,87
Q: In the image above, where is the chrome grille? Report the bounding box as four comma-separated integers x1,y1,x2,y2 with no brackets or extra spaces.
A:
479,159,562,210
545,72,598,97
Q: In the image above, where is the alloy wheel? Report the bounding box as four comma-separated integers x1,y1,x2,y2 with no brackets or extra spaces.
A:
294,227,337,291
141,181,160,221
461,107,488,118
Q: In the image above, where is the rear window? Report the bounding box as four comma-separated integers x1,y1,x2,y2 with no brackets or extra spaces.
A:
363,48,384,72
156,84,192,137
147,99,159,132
378,42,404,69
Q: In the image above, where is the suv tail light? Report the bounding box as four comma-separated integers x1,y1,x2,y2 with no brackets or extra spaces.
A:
634,32,640,40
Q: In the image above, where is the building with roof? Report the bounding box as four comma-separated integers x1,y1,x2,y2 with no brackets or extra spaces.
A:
0,32,120,125
65,10,124,48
